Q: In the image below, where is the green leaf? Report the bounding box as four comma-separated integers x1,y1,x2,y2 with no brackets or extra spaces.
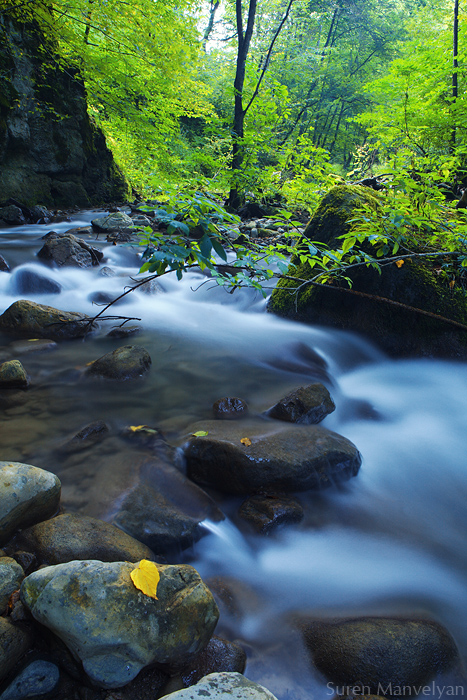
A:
211,236,228,261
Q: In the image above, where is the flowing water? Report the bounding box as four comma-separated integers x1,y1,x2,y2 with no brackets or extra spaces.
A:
1,213,467,699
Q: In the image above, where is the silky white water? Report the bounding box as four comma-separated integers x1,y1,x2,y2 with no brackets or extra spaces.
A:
1,213,466,698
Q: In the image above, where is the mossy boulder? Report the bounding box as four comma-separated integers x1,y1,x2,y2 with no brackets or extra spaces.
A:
269,186,467,358
0,300,92,339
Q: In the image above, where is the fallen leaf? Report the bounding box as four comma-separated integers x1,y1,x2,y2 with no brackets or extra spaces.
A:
130,560,160,599
241,437,252,446
129,425,147,431
449,279,455,289
395,260,404,268
192,430,209,437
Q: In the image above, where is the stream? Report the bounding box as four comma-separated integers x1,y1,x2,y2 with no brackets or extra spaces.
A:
1,211,467,699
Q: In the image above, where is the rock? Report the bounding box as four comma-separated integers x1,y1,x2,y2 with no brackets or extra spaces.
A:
0,255,10,272
59,419,109,452
21,559,219,688
0,300,93,340
99,265,117,277
88,291,124,306
91,212,133,232
213,397,249,420
0,557,24,609
8,338,57,355
29,204,52,223
37,232,103,268
12,268,61,294
0,461,61,545
265,383,335,424
111,458,224,556
238,494,304,533
106,325,141,339
131,213,153,228
238,201,267,219
0,660,59,700
295,616,459,693
86,345,151,380
161,672,279,699
102,664,168,700
0,12,129,207
183,419,362,495
179,637,247,687
0,618,33,682
0,205,25,225
268,185,467,359
16,513,155,565
0,359,29,389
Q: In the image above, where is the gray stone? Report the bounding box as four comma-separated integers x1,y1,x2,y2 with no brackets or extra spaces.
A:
106,325,141,339
0,618,32,682
0,557,24,609
0,659,59,700
130,213,153,228
16,513,155,565
212,397,248,420
295,616,459,692
91,212,133,232
183,419,361,494
0,462,61,545
13,268,61,294
266,383,335,424
0,300,93,340
21,559,219,688
180,637,247,687
86,345,151,380
0,205,25,225
161,672,279,699
238,494,304,533
0,359,29,389
37,232,103,268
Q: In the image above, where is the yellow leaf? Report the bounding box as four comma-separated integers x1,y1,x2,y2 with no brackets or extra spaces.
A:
129,425,147,431
192,430,208,437
395,260,404,268
241,437,252,446
449,279,455,289
130,560,160,599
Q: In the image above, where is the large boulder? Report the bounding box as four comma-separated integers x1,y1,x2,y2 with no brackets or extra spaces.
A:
0,9,129,206
0,300,93,339
91,212,133,232
37,232,103,268
15,513,155,565
0,359,28,388
294,616,459,693
268,185,467,358
20,559,219,688
0,461,61,545
182,419,361,495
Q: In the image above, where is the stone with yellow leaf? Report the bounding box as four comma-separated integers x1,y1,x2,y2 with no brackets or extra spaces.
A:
20,559,219,689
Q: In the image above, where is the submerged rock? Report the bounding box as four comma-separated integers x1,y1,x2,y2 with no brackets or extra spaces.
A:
161,672,279,699
12,268,61,294
294,616,459,692
37,232,103,268
21,559,219,688
238,494,304,533
265,383,335,424
16,513,155,565
86,345,151,380
0,300,93,340
0,359,29,389
183,419,361,495
212,397,249,420
0,462,61,545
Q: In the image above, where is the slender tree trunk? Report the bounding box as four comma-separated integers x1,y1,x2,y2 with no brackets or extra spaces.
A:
451,0,459,150
202,0,220,51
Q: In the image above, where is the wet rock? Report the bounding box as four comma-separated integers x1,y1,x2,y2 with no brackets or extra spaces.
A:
12,269,61,295
86,345,151,381
0,618,33,682
0,205,25,225
106,325,141,338
59,419,109,453
8,338,57,355
11,551,36,575
21,559,219,688
102,664,168,700
0,659,59,700
0,461,61,545
266,383,335,424
112,458,224,556
0,557,24,609
37,232,103,268
213,397,249,420
0,256,10,272
138,278,164,294
183,419,361,495
179,636,247,687
88,291,124,306
91,212,133,232
99,265,117,277
29,204,52,223
0,360,29,389
161,672,279,699
238,494,304,533
295,616,459,692
0,300,93,340
16,513,155,565
131,213,153,228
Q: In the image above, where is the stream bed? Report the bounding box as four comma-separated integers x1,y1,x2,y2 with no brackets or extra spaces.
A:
1,212,467,699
